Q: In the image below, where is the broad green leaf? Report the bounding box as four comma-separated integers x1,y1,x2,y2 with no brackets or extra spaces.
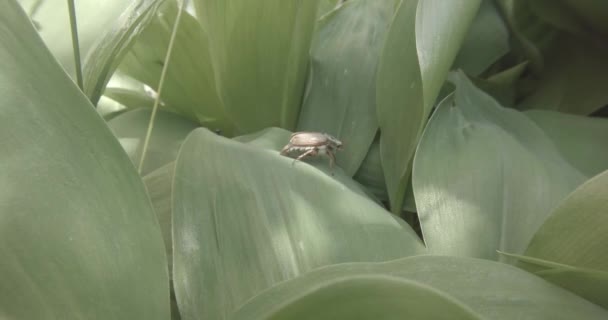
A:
115,0,235,135
353,136,388,203
194,0,320,133
172,127,425,320
375,0,422,214
505,169,608,307
537,268,608,309
452,0,510,76
108,108,199,175
470,61,528,108
376,0,480,213
143,163,181,320
19,0,164,103
415,0,482,113
143,162,176,276
525,110,608,177
412,71,586,260
517,34,608,115
297,0,397,176
503,253,608,309
0,1,169,318
525,170,608,271
234,277,481,320
102,71,155,111
233,255,608,320
317,0,340,18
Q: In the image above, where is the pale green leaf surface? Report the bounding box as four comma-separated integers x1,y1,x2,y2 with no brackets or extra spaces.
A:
375,0,423,213
317,0,340,19
501,254,608,308
524,170,608,271
115,0,234,135
194,0,320,133
232,255,608,320
297,0,397,176
412,71,586,260
142,163,181,319
172,127,425,320
19,0,163,102
104,87,156,110
470,61,528,107
353,136,388,203
416,0,482,113
0,2,169,318
525,110,608,177
234,276,481,320
536,268,608,308
376,0,480,213
108,108,199,175
143,162,176,276
518,35,608,115
452,0,510,76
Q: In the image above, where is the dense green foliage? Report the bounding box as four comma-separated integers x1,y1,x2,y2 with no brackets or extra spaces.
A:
2,0,608,318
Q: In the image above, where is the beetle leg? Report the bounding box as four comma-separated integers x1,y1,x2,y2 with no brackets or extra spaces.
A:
327,150,336,169
292,148,317,166
280,144,291,156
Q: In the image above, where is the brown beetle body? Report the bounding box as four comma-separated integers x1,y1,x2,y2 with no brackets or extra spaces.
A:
280,132,343,168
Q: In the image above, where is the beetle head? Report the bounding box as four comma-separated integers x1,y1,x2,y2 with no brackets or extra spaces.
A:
324,133,344,150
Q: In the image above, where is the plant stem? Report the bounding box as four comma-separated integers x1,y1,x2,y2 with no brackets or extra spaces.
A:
67,0,84,90
138,0,187,174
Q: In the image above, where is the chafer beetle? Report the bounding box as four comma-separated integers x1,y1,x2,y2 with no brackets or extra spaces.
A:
280,132,343,168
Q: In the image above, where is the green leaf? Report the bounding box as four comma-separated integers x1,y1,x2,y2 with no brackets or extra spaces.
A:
525,170,608,271
412,71,586,260
193,0,320,133
525,110,608,177
115,0,234,135
143,162,176,276
375,0,423,214
297,0,397,176
0,1,169,318
376,0,481,213
452,0,510,76
108,108,199,175
517,34,608,115
142,163,181,320
317,0,340,18
537,268,608,309
353,135,388,203
172,127,425,319
101,71,155,111
232,255,608,320
19,0,164,103
470,61,528,108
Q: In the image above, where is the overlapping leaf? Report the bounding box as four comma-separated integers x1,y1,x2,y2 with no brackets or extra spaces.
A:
413,71,586,260
0,2,169,318
114,0,234,135
452,0,510,76
525,110,608,177
232,255,608,320
19,0,164,103
297,0,397,176
504,169,608,307
193,0,320,133
376,0,481,213
108,108,199,175
172,127,425,319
